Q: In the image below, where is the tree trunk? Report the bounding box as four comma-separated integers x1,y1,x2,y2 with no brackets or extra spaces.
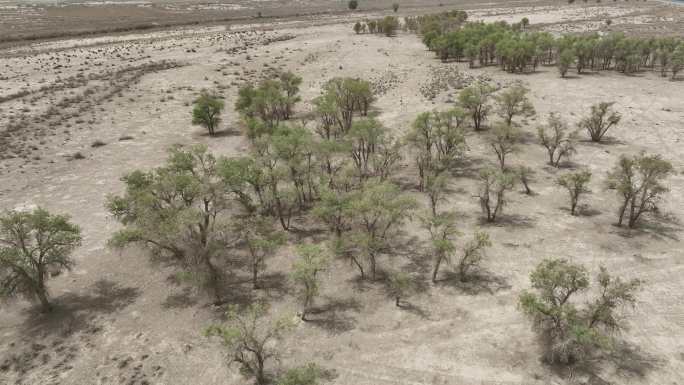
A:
252,261,259,289
617,198,629,227
37,289,52,313
432,255,442,283
255,354,266,385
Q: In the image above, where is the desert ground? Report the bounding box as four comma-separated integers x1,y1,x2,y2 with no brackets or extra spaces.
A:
1,0,684,384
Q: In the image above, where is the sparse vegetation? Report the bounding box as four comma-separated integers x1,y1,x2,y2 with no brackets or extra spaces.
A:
3,6,681,383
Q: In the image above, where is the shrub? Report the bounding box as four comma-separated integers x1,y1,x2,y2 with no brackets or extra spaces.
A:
387,271,413,306
557,170,592,215
456,231,491,281
278,363,324,385
537,112,577,167
579,102,621,142
206,303,293,385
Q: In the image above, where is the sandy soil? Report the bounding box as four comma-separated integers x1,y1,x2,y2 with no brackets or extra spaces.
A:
1,1,684,384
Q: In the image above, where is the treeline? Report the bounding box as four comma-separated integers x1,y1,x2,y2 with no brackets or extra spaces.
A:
353,16,400,37
410,11,684,79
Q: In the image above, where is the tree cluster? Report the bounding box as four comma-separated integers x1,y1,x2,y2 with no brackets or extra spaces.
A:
354,16,400,37
413,14,684,79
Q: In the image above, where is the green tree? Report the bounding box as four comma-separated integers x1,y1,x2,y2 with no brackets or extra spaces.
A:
478,168,515,222
279,71,303,120
557,170,592,216
345,181,417,280
494,84,535,126
423,212,458,283
236,77,301,138
353,21,363,35
670,44,684,80
387,271,413,307
537,113,577,167
348,118,385,179
458,82,495,131
456,231,491,281
206,303,293,385
558,49,574,78
237,216,287,289
318,77,374,134
579,102,621,142
607,153,673,228
348,0,358,10
192,91,224,136
488,123,520,170
313,187,354,238
519,259,641,364
291,244,330,320
425,171,448,217
107,145,231,303
0,208,82,312
406,109,466,190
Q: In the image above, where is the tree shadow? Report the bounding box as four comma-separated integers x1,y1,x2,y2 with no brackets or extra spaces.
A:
556,341,662,383
450,156,489,180
305,296,362,335
397,300,431,320
518,130,538,145
579,136,626,146
559,206,601,218
162,287,198,309
258,272,290,302
196,127,242,138
612,213,681,241
604,341,662,378
19,279,140,338
290,225,328,243
437,269,510,295
633,213,681,241
577,206,602,217
480,214,536,229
